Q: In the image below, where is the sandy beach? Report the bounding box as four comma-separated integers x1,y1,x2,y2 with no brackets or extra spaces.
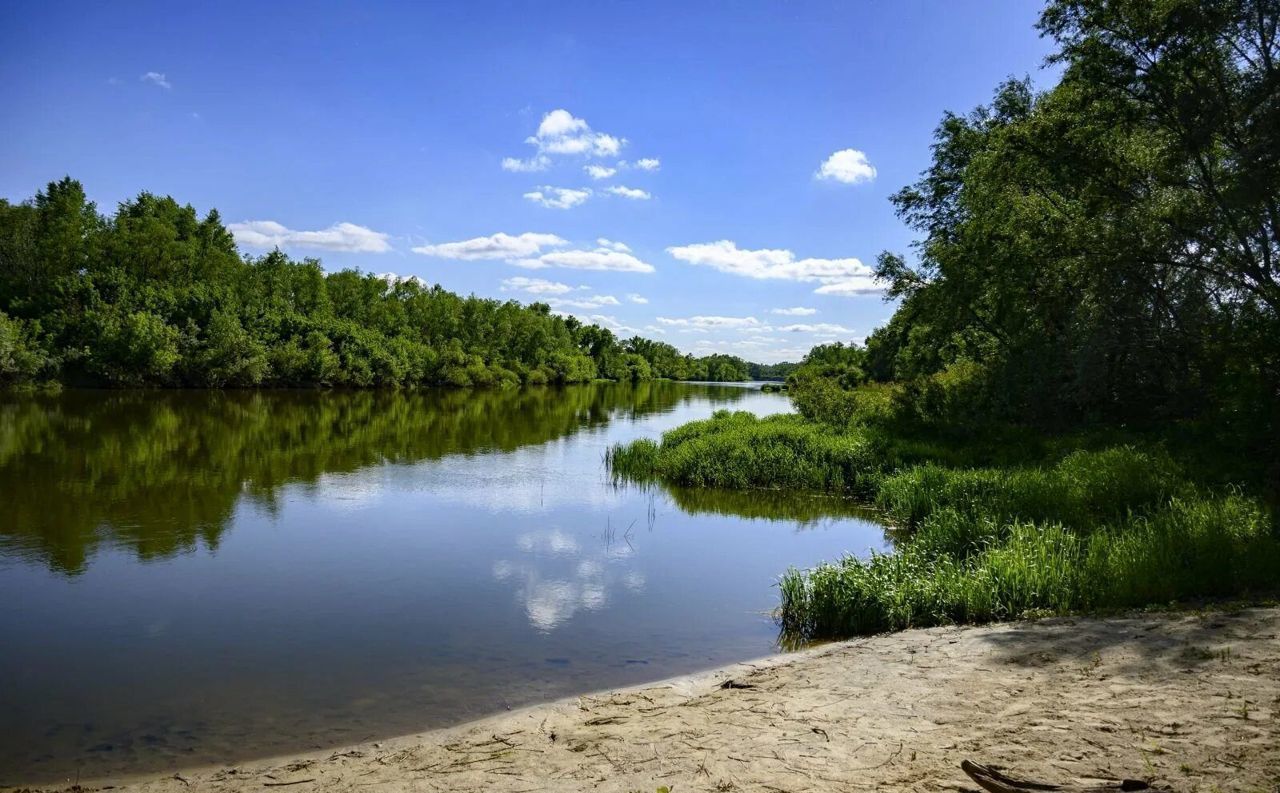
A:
9,607,1277,793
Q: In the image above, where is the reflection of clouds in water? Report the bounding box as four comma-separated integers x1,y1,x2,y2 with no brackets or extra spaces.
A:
516,529,579,555
493,529,646,632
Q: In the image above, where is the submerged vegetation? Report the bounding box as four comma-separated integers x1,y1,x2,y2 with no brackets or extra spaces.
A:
0,183,757,388
612,0,1280,641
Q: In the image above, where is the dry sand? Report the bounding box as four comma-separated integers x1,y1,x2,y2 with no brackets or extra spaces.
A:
8,607,1278,793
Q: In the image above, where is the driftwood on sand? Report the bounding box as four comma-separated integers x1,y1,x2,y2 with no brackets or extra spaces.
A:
961,759,1158,793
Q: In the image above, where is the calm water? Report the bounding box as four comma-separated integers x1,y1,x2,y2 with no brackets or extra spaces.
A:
0,384,886,783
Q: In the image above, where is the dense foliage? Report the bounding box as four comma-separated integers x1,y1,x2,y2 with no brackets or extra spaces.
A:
0,180,754,388
785,0,1280,477
611,0,1280,640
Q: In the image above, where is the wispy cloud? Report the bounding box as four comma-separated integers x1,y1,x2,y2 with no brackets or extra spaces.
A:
770,307,818,316
666,240,882,296
518,246,655,273
777,323,854,334
500,276,579,295
605,185,651,200
656,315,767,330
230,220,392,253
584,164,617,180
413,232,567,260
502,155,550,173
626,293,648,304
815,149,876,184
140,71,171,90
545,294,621,310
523,186,592,209
420,235,653,274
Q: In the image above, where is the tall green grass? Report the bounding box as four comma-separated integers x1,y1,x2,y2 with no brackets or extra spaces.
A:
608,411,1280,642
780,494,1279,640
606,411,881,494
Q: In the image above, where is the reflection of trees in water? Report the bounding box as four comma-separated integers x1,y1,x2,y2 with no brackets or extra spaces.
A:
0,382,751,575
657,485,884,528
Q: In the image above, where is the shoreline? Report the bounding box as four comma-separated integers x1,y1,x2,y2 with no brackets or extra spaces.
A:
9,606,1277,792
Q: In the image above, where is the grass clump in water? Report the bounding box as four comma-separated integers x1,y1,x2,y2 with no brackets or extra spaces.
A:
607,410,880,494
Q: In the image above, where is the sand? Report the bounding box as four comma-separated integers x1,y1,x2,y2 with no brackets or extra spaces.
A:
8,607,1278,793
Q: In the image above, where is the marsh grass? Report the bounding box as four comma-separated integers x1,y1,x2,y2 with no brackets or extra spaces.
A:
608,410,1280,642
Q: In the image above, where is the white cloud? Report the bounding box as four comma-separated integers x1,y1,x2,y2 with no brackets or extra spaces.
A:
518,246,655,273
502,155,550,173
419,235,651,274
634,158,661,171
813,277,883,296
605,185,651,200
545,294,621,310
524,186,592,210
626,293,648,304
500,276,577,295
770,307,818,316
141,71,171,89
656,315,766,330
584,164,617,180
229,220,392,253
413,232,567,260
666,240,882,296
777,323,855,334
642,324,667,335
523,109,623,158
816,149,876,184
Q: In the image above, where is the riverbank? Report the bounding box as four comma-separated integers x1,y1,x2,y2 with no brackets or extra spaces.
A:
10,606,1277,792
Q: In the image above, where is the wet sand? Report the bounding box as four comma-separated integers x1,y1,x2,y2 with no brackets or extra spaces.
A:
8,607,1278,792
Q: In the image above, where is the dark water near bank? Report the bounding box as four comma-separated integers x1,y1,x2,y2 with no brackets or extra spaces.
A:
0,383,886,783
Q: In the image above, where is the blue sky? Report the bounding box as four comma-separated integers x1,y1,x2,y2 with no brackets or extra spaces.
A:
0,1,1057,362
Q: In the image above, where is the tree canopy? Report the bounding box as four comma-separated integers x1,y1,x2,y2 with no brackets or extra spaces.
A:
0,179,763,388
791,0,1278,465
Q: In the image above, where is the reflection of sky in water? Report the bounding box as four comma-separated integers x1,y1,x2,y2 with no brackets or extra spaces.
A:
0,385,889,783
493,529,647,632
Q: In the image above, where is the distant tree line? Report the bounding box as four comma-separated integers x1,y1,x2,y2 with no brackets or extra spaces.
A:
0,179,758,388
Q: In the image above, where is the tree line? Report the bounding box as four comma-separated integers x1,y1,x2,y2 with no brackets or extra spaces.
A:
0,180,759,388
789,0,1279,476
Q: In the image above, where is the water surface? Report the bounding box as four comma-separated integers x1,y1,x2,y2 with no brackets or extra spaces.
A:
0,383,885,783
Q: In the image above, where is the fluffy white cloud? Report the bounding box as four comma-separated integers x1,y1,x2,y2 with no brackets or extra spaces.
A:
500,276,577,295
523,109,623,158
229,220,392,253
777,323,855,334
596,238,631,252
770,307,818,316
656,315,766,330
666,240,882,296
584,164,617,180
502,155,550,173
141,71,171,89
634,158,660,171
518,246,655,273
413,232,566,260
605,185,651,200
626,293,648,304
816,149,876,184
524,186,592,210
